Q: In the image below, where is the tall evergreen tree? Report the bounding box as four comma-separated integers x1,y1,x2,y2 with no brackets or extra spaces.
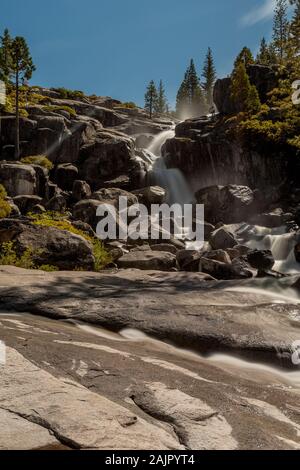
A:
7,35,35,159
272,0,289,62
234,47,254,68
176,70,190,118
256,38,269,64
0,29,13,83
176,59,207,118
231,61,260,114
289,0,300,59
144,80,158,119
202,47,217,109
156,80,168,114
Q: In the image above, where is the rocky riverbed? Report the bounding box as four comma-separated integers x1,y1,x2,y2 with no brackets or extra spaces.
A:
1,267,300,450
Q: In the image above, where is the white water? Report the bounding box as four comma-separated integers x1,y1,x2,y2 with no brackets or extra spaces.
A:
69,321,300,389
147,128,195,206
235,224,300,275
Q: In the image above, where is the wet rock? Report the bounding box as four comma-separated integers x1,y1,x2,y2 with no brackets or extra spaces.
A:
72,180,92,202
247,250,275,271
117,251,176,271
294,243,300,263
209,227,237,250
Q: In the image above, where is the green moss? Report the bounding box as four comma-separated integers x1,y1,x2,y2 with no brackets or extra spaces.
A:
0,184,7,200
43,105,77,117
21,155,53,170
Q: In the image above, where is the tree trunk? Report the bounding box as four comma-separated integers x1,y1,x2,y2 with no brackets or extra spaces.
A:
15,69,20,161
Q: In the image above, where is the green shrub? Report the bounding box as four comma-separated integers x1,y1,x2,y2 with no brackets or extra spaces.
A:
52,87,85,100
0,242,35,269
0,184,7,200
21,155,53,170
0,200,12,219
38,264,58,272
43,105,77,117
121,102,137,109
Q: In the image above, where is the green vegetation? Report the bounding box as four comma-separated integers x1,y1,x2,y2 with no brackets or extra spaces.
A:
42,104,77,117
0,30,36,159
29,212,112,271
0,184,11,219
227,0,300,153
52,87,85,100
144,80,158,119
0,242,35,269
21,155,53,170
121,101,138,109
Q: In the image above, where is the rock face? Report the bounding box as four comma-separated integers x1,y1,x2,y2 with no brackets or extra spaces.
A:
0,163,37,197
163,117,288,192
0,218,94,270
79,130,137,190
117,251,176,271
196,185,255,224
214,64,278,115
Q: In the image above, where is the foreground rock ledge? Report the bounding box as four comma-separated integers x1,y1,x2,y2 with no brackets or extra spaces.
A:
0,267,300,362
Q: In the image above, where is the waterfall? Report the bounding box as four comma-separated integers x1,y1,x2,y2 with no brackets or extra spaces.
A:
146,127,195,206
237,225,300,275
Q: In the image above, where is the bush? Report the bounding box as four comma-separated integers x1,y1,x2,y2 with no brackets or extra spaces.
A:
43,105,77,117
29,212,112,271
52,87,85,101
121,102,137,109
21,155,53,170
0,242,35,269
0,200,11,219
0,184,7,200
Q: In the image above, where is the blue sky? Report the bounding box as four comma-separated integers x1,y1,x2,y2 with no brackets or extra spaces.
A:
0,0,281,107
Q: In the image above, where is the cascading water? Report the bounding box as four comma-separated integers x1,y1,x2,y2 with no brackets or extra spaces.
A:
236,224,300,275
146,127,195,206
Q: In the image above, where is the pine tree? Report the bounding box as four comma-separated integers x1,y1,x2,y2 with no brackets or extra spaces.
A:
0,29,13,83
289,0,300,59
144,80,158,119
176,70,190,118
256,38,269,64
176,59,208,118
202,47,217,109
231,61,260,114
156,80,168,114
247,85,261,114
272,0,289,62
234,47,254,68
7,35,36,159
